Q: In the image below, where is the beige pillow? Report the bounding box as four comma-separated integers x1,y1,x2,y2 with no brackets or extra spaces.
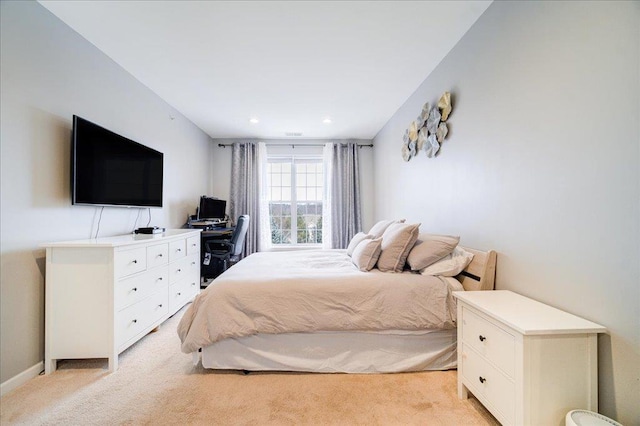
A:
351,237,383,272
407,234,460,271
376,222,421,272
346,232,373,257
368,219,406,239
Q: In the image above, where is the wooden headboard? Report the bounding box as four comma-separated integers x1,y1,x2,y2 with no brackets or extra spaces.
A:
457,247,497,291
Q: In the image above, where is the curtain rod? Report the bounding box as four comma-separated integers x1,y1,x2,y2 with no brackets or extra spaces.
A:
217,143,373,149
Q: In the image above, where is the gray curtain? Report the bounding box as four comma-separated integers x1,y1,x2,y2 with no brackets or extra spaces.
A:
330,142,362,248
229,142,260,257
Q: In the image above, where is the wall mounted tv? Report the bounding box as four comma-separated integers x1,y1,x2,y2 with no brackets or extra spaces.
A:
72,115,164,208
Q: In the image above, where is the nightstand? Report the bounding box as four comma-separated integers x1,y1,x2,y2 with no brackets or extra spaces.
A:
453,290,606,426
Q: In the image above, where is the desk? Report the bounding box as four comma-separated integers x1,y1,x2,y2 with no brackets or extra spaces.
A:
198,227,234,280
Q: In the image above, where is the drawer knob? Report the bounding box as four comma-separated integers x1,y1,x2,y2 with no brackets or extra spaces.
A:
192,243,196,247
157,254,163,258
191,282,196,286
177,248,182,252
479,335,486,342
132,259,138,264
158,304,163,308
177,292,182,296
479,376,486,384
132,287,138,292
158,277,163,281
132,319,137,324
177,269,182,273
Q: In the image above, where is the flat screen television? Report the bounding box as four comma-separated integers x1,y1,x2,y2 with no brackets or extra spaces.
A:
198,196,226,220
72,115,164,208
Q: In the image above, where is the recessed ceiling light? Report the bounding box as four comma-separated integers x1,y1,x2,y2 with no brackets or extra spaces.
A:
322,117,332,124
249,117,259,124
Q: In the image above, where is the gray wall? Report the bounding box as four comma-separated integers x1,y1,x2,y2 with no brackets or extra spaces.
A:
210,139,375,232
0,1,211,384
373,1,639,423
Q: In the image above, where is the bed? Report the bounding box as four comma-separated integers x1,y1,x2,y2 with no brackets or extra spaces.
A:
178,245,496,373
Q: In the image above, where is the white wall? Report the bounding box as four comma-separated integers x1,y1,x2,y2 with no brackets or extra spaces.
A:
210,139,375,232
373,1,639,423
0,1,211,384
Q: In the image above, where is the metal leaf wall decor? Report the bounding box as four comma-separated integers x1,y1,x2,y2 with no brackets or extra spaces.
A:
401,91,453,161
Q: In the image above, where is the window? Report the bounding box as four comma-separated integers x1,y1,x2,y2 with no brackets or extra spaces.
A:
268,157,323,246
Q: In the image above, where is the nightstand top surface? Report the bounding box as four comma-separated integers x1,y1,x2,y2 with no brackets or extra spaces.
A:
454,290,606,335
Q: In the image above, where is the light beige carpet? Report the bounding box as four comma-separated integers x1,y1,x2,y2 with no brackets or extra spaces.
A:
1,307,498,425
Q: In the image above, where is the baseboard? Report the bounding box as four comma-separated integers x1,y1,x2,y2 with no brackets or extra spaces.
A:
0,361,44,396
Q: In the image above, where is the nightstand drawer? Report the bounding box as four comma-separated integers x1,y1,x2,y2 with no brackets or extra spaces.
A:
462,307,515,378
461,343,515,424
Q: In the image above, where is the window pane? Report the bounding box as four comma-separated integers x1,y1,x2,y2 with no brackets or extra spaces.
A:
297,173,306,186
271,162,281,173
307,173,316,186
282,173,291,186
282,186,291,201
296,163,307,173
271,174,282,186
297,186,306,201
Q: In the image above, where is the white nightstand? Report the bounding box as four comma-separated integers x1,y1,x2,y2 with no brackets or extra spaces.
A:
453,290,606,426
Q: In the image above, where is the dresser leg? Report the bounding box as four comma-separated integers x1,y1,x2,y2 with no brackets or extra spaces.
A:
458,380,469,399
44,358,57,375
108,355,118,372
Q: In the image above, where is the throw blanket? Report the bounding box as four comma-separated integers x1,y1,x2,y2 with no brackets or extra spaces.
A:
178,250,461,353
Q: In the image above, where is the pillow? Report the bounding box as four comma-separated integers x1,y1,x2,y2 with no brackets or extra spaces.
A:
376,222,421,273
421,247,474,277
368,219,406,239
346,232,373,257
351,237,383,272
406,234,460,271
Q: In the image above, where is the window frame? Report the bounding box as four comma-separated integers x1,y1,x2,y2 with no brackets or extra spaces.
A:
267,154,324,247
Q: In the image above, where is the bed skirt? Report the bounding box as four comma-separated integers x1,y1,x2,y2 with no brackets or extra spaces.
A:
197,328,457,373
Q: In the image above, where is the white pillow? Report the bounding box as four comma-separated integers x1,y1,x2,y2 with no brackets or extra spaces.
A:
368,219,406,239
351,237,383,272
346,232,373,257
376,222,420,273
421,247,474,277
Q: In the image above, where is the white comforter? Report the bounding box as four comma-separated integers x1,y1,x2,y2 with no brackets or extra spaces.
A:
178,250,462,354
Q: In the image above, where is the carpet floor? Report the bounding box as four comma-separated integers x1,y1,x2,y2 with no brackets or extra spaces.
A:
1,307,498,425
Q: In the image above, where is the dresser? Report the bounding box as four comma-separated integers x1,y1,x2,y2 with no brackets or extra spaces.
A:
453,290,606,426
43,229,201,374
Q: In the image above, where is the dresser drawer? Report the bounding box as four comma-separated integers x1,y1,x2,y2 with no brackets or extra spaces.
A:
169,239,186,262
115,247,147,278
169,257,188,283
461,343,515,424
115,266,168,311
187,236,200,256
116,291,168,348
147,243,169,269
169,280,197,314
185,253,199,278
462,307,515,378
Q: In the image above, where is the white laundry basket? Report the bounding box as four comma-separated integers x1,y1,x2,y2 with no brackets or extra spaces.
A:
566,410,622,426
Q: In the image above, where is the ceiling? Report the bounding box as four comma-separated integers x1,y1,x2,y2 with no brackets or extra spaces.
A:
38,1,491,140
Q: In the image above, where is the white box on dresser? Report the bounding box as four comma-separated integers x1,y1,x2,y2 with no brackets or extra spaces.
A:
43,229,201,374
453,290,606,426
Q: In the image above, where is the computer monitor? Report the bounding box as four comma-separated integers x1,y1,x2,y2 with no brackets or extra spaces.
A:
198,196,226,221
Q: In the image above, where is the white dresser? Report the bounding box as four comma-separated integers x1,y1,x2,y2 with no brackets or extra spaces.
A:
453,290,606,426
43,229,201,374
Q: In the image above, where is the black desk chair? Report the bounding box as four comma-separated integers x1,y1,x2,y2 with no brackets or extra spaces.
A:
203,215,250,278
